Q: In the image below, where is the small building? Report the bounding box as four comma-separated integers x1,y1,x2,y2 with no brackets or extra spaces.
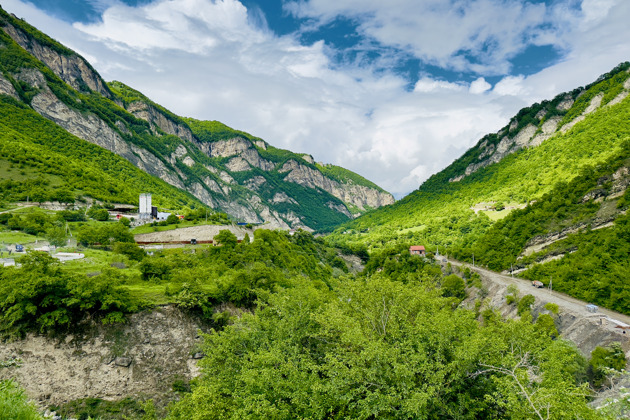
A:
409,245,426,256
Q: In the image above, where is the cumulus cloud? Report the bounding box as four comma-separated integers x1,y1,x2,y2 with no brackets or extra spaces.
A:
285,0,568,75
2,0,630,198
469,77,491,94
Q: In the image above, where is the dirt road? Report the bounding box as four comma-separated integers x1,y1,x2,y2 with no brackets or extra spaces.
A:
446,258,630,328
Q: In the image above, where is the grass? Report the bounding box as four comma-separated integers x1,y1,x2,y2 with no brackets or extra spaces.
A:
60,248,137,275
123,283,171,305
399,225,427,235
0,229,42,245
480,209,513,221
0,158,63,187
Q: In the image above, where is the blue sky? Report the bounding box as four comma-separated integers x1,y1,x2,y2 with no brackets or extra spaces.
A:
3,0,630,197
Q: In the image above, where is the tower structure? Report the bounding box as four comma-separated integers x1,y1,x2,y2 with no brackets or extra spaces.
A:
139,193,152,220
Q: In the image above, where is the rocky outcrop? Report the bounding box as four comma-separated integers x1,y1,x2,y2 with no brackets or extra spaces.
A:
210,138,251,158
450,85,627,183
30,88,185,190
0,73,18,99
271,192,298,205
126,101,194,143
208,138,274,171
560,93,604,133
0,306,207,407
280,160,394,211
244,176,266,191
1,22,110,97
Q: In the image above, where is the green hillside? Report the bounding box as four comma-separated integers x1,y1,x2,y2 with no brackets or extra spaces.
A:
452,143,630,314
331,64,630,246
0,96,201,209
0,3,393,231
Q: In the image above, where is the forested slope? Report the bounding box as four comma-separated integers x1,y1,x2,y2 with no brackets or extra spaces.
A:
0,6,392,231
330,63,630,248
328,63,630,314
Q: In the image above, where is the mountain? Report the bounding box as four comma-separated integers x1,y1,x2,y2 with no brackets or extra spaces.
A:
330,62,630,311
0,7,393,231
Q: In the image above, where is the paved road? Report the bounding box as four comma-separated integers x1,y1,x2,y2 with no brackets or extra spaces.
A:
445,258,630,327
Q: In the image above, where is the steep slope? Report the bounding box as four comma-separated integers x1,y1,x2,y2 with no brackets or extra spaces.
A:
330,62,630,249
457,145,630,314
0,7,393,231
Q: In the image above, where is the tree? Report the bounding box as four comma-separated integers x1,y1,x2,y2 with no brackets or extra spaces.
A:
88,208,109,221
441,274,466,299
166,214,180,225
214,230,237,248
46,226,68,248
517,294,536,315
113,242,145,261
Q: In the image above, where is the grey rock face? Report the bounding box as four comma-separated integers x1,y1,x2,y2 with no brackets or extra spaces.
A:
127,101,194,143
0,73,19,99
280,160,394,211
0,306,207,407
2,22,111,97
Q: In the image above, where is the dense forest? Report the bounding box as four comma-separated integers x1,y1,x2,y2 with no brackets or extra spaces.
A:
2,227,626,419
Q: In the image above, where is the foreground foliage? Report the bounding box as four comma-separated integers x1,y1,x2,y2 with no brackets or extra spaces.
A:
0,252,139,336
0,379,43,420
169,256,602,420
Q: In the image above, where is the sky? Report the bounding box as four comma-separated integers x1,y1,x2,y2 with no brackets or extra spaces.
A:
2,0,630,198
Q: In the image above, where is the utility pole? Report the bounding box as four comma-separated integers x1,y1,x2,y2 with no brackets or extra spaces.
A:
549,276,552,293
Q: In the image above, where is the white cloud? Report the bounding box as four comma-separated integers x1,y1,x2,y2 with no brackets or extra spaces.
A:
469,77,491,94
1,0,630,199
285,0,564,75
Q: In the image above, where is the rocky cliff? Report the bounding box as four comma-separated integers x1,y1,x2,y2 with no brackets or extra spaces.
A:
0,7,394,232
450,67,630,183
0,306,206,409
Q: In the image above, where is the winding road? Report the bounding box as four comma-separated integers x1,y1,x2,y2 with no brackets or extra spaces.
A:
445,257,630,329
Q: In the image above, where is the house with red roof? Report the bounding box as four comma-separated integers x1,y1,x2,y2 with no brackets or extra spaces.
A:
409,245,425,256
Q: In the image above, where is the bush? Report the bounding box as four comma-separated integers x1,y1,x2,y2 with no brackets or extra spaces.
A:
517,294,536,315
214,230,237,248
0,262,138,336
441,274,466,299
166,214,180,225
0,379,43,420
113,242,145,261
88,207,110,221
139,258,171,281
589,343,627,388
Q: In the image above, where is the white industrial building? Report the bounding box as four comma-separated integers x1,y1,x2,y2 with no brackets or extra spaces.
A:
139,193,152,220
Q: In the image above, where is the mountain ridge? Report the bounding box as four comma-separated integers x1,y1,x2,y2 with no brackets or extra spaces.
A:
0,6,393,231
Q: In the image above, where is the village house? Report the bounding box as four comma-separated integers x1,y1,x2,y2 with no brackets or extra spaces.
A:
409,245,426,256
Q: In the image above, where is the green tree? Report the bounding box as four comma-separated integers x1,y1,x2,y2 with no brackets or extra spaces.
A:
214,230,237,248
45,225,68,248
166,214,180,225
441,274,466,299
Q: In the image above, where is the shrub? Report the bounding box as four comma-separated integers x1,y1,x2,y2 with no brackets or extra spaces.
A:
0,264,138,336
441,274,466,299
113,242,145,261
517,294,536,315
0,379,43,420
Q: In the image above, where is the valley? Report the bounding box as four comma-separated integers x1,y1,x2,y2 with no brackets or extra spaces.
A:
1,3,630,420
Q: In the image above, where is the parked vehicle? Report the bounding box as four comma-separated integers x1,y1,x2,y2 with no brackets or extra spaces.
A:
15,244,24,252
532,280,544,288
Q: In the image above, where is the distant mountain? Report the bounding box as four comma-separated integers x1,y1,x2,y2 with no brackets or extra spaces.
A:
330,62,630,247
328,61,630,311
0,7,393,231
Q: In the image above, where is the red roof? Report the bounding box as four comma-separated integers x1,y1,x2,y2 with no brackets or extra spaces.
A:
409,246,425,251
